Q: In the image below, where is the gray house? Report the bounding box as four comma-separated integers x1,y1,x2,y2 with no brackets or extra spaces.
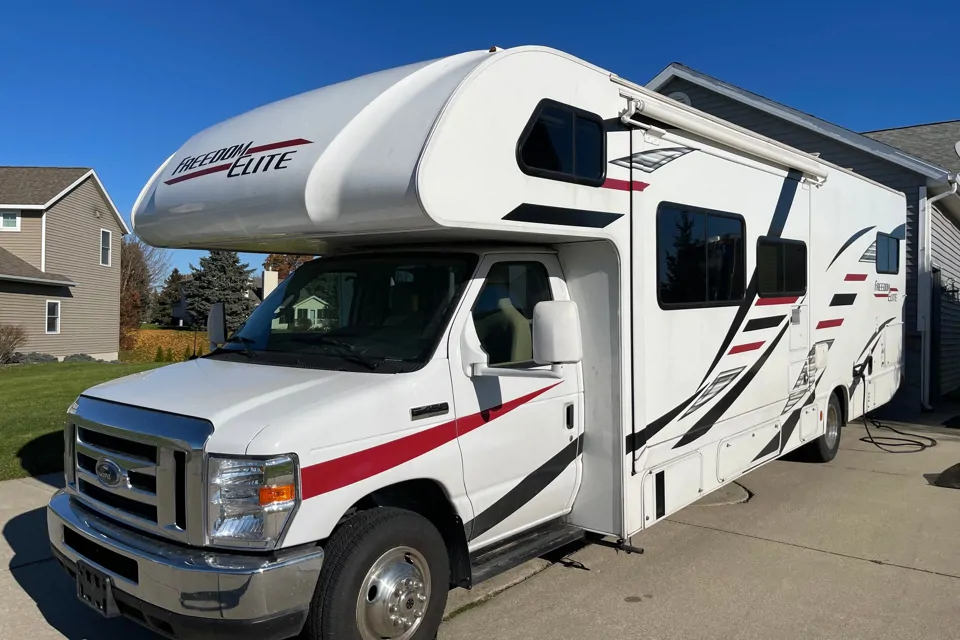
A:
646,66,960,411
0,167,129,360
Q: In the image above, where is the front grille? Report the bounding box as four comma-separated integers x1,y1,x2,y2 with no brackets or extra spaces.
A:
67,396,213,546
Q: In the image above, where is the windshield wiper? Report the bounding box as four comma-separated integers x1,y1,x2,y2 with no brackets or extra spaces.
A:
225,335,256,358
292,335,378,370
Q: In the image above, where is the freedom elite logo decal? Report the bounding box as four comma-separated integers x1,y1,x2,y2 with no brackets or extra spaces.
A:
164,138,313,185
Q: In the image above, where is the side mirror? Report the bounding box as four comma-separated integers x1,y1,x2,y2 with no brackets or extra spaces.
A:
207,302,226,352
533,300,582,365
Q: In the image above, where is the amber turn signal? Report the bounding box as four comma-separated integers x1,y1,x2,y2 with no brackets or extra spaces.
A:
259,484,296,505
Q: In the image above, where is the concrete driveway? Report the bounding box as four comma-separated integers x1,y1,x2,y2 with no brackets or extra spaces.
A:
2,421,958,639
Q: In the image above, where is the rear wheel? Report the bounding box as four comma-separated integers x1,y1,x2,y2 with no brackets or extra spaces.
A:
303,507,450,640
802,392,842,462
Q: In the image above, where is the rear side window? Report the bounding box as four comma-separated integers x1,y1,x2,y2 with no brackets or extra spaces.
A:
517,100,605,186
876,232,899,274
757,237,807,297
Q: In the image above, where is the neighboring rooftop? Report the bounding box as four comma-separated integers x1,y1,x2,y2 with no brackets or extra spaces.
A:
0,247,75,287
0,166,90,206
863,120,960,175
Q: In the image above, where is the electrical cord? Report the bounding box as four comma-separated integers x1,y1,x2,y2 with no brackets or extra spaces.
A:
856,357,938,453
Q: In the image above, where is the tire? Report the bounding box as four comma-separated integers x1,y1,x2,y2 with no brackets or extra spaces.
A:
302,507,450,640
801,392,842,462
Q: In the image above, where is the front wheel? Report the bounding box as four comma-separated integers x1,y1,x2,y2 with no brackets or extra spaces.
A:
303,507,450,640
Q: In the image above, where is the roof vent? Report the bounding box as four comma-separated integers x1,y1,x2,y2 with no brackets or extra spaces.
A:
488,46,503,53
667,91,692,107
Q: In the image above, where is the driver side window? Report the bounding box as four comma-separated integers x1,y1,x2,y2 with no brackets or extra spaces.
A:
472,261,552,367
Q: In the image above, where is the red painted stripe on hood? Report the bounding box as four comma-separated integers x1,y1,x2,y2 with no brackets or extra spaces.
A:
817,319,844,329
845,273,868,281
756,296,799,306
300,383,560,499
728,341,765,355
601,178,650,192
244,138,313,156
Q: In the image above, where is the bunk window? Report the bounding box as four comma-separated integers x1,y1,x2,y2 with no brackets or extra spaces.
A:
517,99,605,186
876,232,899,275
757,237,807,297
656,203,746,308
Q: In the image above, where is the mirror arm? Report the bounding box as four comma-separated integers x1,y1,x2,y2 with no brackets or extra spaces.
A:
470,364,564,379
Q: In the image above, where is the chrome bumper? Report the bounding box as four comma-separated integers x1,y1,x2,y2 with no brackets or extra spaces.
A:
47,490,323,635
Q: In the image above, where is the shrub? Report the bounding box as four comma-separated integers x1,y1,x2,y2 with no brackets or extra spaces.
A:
165,347,173,362
64,354,97,362
14,352,57,364
0,324,28,364
127,329,209,363
198,344,205,356
154,346,164,362
183,346,192,360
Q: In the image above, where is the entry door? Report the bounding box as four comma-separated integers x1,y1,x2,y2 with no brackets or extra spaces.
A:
449,254,582,549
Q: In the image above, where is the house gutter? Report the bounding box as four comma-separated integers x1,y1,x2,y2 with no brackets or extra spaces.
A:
0,274,76,287
919,174,959,410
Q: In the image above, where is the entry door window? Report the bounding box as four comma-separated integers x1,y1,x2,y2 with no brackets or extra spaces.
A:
472,262,552,367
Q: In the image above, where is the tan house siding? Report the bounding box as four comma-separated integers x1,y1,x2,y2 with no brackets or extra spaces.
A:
0,210,43,269
41,177,122,357
0,281,71,353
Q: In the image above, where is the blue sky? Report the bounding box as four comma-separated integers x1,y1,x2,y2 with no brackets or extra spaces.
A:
2,0,956,276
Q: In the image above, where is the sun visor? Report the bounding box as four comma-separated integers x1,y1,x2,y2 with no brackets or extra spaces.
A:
132,51,489,251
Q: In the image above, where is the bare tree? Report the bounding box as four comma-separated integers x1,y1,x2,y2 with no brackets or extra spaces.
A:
130,236,172,290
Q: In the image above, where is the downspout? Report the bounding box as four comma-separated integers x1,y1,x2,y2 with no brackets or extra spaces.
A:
921,175,959,409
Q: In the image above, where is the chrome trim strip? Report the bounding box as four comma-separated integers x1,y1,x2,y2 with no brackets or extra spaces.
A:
75,440,157,476
76,468,158,505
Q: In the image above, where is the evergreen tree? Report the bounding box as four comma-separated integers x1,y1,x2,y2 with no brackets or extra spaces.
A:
155,268,184,327
185,251,256,333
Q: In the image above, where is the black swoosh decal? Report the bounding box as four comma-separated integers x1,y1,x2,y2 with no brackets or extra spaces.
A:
625,394,697,455
744,315,786,331
754,370,825,461
848,318,896,398
830,293,857,306
673,324,789,449
826,225,875,270
466,434,583,541
698,171,801,386
504,204,622,228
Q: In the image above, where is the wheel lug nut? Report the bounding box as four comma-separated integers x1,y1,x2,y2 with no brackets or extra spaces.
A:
395,588,403,597
415,611,423,618
405,578,413,587
389,605,398,614
403,620,413,629
392,616,402,626
417,594,426,603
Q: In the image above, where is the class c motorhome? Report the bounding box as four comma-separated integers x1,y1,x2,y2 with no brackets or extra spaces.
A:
47,45,906,640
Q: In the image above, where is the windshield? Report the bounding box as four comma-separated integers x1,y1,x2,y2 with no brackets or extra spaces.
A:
209,252,478,372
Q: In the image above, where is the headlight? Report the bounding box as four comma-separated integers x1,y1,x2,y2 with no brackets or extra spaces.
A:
206,454,298,549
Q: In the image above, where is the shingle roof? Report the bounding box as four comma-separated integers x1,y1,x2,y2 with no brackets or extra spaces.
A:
863,121,960,175
0,166,90,206
0,247,75,286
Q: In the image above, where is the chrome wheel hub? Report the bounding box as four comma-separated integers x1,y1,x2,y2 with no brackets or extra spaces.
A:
825,403,840,449
357,546,431,639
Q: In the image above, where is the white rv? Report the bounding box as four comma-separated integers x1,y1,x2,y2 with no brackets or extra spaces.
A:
47,46,905,640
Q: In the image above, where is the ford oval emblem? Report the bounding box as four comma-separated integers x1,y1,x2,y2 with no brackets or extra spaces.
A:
95,458,123,488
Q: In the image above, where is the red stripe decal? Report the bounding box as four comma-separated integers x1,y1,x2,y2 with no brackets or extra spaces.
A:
816,319,844,329
728,341,765,355
300,383,560,500
756,296,799,306
163,163,231,185
244,137,313,155
874,293,889,298
601,178,650,192
890,287,899,292
844,273,868,281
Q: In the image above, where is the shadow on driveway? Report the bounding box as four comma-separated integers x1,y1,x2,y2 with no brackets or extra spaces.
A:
16,432,68,488
4,507,157,639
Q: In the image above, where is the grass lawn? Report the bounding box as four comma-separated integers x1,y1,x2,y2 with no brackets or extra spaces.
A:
0,362,166,481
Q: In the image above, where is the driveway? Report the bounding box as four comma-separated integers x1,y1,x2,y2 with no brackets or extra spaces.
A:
2,421,959,639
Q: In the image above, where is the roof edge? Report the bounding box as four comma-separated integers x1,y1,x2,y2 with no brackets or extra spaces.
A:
645,63,951,182
42,169,131,235
0,273,76,287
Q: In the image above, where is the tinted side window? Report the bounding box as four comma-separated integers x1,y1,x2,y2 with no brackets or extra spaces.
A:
518,100,604,185
657,203,745,307
473,262,552,366
876,232,899,274
757,237,807,297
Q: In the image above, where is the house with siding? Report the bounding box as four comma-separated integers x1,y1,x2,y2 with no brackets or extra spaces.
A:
0,167,128,360
646,67,960,411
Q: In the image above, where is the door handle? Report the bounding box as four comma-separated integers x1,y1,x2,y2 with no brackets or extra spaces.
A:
565,403,575,430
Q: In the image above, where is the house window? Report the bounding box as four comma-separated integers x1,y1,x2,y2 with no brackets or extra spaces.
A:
0,210,20,232
656,202,746,308
757,237,807,297
46,300,60,334
472,261,553,367
100,229,112,266
876,232,899,275
517,99,605,186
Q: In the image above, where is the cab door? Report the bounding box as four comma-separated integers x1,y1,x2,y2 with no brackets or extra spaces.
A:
448,253,583,549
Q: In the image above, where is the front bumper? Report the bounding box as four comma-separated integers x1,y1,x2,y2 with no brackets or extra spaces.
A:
47,490,324,639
